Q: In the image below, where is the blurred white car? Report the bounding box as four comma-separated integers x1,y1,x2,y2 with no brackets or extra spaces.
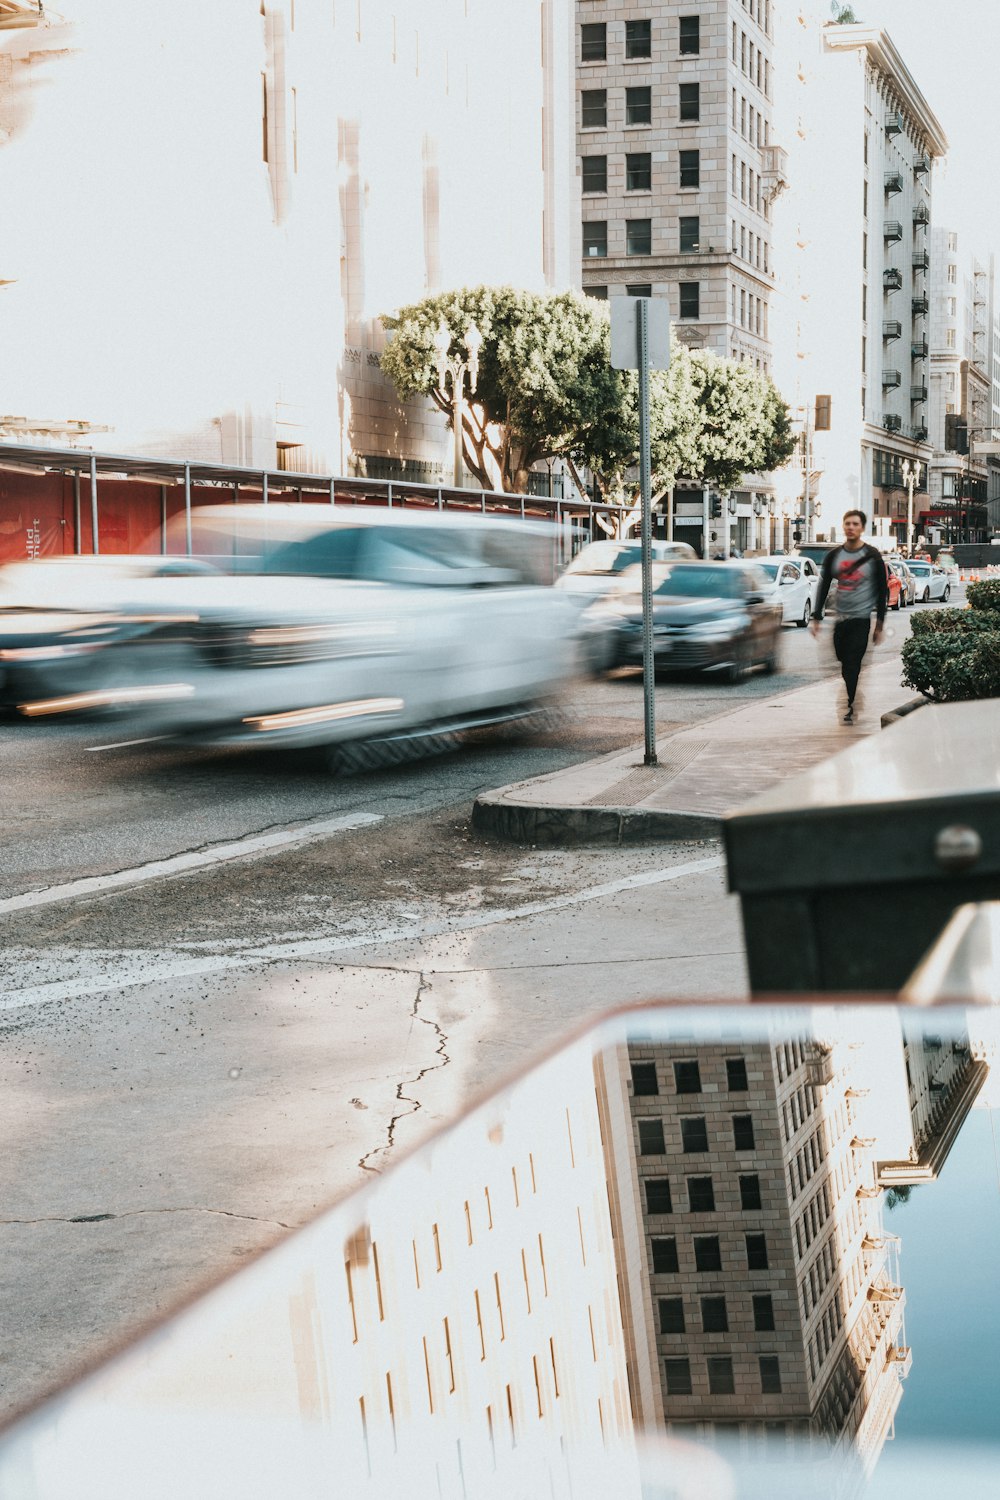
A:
754,555,819,627
906,561,952,603
11,507,587,757
556,538,697,604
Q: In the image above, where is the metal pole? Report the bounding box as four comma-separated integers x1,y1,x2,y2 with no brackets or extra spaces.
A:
638,299,657,767
262,471,269,506
702,487,710,559
803,409,812,545
183,463,192,556
73,471,81,555
330,477,336,506
160,485,168,555
89,454,99,555
453,369,464,490
387,482,393,509
666,486,674,541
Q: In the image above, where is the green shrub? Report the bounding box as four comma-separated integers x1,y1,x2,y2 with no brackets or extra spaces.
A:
966,577,1000,613
902,628,1000,702
908,607,985,637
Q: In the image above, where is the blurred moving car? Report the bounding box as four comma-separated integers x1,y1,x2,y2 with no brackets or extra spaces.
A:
555,538,697,604
754,555,819,627
590,560,783,682
887,558,916,607
906,560,952,602
8,507,588,758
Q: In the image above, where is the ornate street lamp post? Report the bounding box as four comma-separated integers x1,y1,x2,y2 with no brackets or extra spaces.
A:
433,320,483,489
901,458,921,558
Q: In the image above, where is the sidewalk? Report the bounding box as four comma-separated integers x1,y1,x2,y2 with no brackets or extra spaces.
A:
473,657,918,844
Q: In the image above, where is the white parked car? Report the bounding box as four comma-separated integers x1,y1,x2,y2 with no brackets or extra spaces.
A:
9,507,588,757
906,561,952,603
754,555,819,627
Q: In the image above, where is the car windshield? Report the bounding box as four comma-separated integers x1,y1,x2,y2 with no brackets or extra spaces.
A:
908,564,930,575
564,543,641,577
756,563,780,581
649,564,746,599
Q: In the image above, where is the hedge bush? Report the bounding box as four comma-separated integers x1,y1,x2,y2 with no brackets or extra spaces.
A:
901,579,1000,701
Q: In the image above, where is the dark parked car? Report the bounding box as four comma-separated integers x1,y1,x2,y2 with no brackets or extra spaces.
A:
591,560,783,683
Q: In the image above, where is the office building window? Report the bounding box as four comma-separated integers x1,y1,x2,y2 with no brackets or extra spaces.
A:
739,1174,762,1211
681,1116,709,1152
581,23,606,62
679,82,700,121
585,285,608,300
626,19,652,59
664,1357,692,1395
631,1060,658,1095
674,1060,702,1094
626,86,652,125
638,1118,666,1155
658,1297,685,1335
701,1296,729,1333
746,1234,769,1270
581,155,607,194
645,1178,673,1213
581,89,607,128
753,1293,775,1331
733,1115,755,1151
679,15,700,54
627,284,653,298
726,1058,749,1091
652,1237,679,1273
680,149,700,187
679,216,700,253
687,1176,716,1213
707,1356,735,1394
626,152,652,191
583,222,607,258
759,1355,782,1394
627,218,652,255
679,281,700,318
694,1235,722,1272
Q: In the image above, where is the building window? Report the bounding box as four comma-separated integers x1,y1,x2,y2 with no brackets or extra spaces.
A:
631,1060,658,1095
687,1177,716,1213
581,155,608,194
583,221,608,258
664,1357,692,1395
652,1237,679,1274
658,1297,685,1335
746,1234,769,1270
627,218,652,255
753,1293,775,1331
679,216,700,253
739,1174,762,1211
674,1060,701,1094
759,1355,782,1394
694,1236,722,1272
585,285,608,301
707,1356,735,1395
946,328,956,348
679,82,700,121
679,15,701,55
626,152,652,191
701,1296,729,1333
627,283,653,297
680,149,700,187
947,263,957,284
645,1178,673,1213
679,281,700,318
726,1058,749,1091
733,1115,755,1151
626,86,652,125
638,1118,666,1155
581,89,607,129
681,1116,709,1152
581,23,606,62
626,19,652,59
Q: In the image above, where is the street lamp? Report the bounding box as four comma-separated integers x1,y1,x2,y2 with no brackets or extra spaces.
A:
901,458,921,558
433,319,483,489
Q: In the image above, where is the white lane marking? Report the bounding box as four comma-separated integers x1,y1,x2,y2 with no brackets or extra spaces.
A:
85,736,169,752
0,812,383,918
0,854,725,1010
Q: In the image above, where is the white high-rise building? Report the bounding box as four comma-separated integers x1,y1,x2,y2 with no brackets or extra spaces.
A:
926,230,992,544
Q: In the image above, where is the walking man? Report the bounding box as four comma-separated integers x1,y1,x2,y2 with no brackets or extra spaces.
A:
810,510,887,724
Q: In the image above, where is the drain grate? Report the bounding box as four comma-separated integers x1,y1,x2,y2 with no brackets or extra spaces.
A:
584,740,709,805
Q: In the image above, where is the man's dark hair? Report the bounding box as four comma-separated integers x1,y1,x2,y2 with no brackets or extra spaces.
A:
843,509,866,527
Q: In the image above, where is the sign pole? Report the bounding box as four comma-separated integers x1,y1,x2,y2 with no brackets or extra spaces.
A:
637,299,656,766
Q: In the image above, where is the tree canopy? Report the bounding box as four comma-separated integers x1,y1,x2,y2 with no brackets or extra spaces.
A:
379,285,795,502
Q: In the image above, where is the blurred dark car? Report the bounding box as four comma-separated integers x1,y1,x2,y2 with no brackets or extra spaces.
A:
591,560,783,683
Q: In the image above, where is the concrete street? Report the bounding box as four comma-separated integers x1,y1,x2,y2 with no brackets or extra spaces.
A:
0,610,924,1419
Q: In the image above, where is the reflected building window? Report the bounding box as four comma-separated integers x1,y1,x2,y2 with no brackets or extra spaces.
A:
759,1355,782,1394
726,1057,749,1091
674,1060,702,1094
631,1062,659,1096
664,1357,692,1395
707,1355,735,1395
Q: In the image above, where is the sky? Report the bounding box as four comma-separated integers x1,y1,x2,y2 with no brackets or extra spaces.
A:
854,0,1000,256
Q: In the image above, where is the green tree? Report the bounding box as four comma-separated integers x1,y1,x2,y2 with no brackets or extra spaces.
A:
687,351,797,495
379,285,625,494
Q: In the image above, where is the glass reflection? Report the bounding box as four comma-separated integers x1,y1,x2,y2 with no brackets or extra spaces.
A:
0,1004,996,1500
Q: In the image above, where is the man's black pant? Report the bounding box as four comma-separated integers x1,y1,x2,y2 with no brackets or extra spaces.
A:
832,617,872,706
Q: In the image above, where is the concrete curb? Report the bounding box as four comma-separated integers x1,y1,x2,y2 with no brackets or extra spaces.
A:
880,695,931,728
470,793,721,846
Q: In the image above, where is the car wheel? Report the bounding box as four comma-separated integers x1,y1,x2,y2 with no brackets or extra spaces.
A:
725,644,752,685
797,602,810,629
922,587,930,603
762,640,781,675
943,586,951,601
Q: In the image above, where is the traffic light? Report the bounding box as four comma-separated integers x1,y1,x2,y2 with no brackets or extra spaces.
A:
814,394,832,431
710,494,722,519
945,413,969,454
